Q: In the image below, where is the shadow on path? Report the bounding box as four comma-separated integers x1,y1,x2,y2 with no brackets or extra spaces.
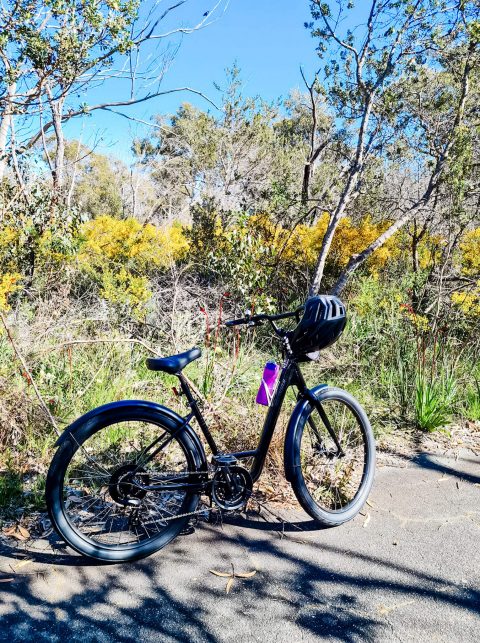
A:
0,504,479,642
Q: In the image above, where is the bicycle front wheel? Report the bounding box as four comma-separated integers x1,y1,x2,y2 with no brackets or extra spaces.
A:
289,386,375,526
46,405,202,562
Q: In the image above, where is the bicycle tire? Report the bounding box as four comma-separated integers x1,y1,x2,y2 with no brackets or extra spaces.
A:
46,404,202,562
288,386,375,526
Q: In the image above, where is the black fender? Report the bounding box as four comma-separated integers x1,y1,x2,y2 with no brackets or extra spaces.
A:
284,384,328,482
54,399,208,472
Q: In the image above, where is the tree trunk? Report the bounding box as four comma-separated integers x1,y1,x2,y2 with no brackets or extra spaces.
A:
309,92,375,295
0,82,17,180
45,86,66,198
329,42,475,297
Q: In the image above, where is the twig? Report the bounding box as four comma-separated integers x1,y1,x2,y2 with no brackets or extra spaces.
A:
35,337,161,356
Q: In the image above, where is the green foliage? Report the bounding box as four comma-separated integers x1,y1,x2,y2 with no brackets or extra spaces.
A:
6,0,140,82
64,142,125,218
415,371,456,432
0,181,81,290
0,469,22,509
138,65,295,217
186,201,276,309
463,379,480,422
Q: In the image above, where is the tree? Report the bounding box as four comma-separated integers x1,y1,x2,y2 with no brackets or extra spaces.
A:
62,141,126,218
139,66,292,222
0,0,227,198
306,0,480,296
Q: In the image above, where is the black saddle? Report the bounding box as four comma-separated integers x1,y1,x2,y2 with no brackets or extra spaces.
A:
146,347,201,375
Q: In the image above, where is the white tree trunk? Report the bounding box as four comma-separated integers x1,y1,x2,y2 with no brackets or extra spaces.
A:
0,82,17,180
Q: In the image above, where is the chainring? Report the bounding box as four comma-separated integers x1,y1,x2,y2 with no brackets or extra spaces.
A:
211,465,253,511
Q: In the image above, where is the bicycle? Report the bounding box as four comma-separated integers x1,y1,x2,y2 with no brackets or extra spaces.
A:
46,295,375,562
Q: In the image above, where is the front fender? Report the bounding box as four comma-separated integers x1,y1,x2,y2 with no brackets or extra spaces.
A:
284,385,328,482
55,399,208,472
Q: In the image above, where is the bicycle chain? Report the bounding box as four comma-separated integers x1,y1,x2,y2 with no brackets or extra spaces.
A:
99,469,259,524
128,470,254,524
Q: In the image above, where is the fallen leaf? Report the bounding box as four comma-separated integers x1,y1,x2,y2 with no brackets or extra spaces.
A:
235,570,257,579
18,526,30,540
4,527,28,542
3,527,16,537
209,570,232,578
226,577,234,594
15,559,33,570
366,499,375,508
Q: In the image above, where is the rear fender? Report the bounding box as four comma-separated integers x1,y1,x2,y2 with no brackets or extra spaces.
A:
55,400,207,472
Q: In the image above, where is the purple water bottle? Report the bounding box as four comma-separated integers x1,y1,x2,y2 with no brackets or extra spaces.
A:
256,362,280,406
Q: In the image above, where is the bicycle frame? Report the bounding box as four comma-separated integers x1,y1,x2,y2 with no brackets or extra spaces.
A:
132,355,341,495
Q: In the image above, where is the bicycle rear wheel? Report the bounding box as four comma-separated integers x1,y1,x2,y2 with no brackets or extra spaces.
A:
289,386,375,526
46,406,202,562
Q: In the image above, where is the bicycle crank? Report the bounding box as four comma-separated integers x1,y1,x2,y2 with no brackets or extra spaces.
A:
211,463,253,511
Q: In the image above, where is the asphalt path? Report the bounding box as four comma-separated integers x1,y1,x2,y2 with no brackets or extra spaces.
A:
1,449,479,642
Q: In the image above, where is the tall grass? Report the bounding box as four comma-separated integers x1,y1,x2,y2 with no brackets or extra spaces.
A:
463,379,480,422
415,371,456,431
0,274,478,517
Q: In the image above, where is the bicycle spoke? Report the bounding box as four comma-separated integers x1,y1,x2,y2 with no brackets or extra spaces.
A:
300,398,367,511
62,419,193,548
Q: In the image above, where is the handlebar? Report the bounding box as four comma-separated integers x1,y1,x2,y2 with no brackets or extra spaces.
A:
224,307,303,334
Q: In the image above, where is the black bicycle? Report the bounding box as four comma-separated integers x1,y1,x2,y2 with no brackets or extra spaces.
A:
46,295,375,562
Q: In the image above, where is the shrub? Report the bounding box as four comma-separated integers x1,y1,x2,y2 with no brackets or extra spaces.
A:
0,273,21,310
78,216,188,312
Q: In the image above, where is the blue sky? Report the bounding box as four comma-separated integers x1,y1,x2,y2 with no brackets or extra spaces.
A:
65,1,324,162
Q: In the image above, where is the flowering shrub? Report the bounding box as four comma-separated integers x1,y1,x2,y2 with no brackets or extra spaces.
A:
451,228,480,317
458,228,480,277
451,290,480,317
0,273,21,311
399,303,430,331
78,216,189,311
248,212,399,274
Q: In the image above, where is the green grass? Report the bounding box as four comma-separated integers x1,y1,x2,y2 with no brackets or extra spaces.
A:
0,469,23,509
463,380,480,422
415,371,456,432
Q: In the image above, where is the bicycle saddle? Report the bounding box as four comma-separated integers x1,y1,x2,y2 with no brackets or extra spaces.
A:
146,347,201,375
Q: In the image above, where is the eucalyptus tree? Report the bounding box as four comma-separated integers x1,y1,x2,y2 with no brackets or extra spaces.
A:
306,0,480,296
0,0,226,196
139,66,289,222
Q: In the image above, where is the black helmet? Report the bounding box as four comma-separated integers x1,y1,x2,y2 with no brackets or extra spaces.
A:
289,295,346,360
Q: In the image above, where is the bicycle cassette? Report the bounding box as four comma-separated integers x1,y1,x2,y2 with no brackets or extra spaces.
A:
211,465,253,511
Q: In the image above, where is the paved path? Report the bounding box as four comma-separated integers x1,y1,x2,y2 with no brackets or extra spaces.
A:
1,450,479,642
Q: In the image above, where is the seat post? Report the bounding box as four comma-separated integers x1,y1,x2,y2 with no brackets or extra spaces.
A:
177,373,219,455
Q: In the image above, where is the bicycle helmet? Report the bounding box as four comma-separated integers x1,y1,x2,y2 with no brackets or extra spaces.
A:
289,295,346,360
